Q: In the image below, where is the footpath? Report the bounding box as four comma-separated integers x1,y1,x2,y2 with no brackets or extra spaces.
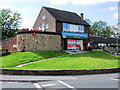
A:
16,51,88,67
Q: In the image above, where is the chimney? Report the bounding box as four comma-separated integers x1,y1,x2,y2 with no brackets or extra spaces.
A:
80,13,84,19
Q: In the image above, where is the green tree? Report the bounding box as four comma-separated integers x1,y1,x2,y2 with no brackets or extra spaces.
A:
90,21,115,37
0,9,22,40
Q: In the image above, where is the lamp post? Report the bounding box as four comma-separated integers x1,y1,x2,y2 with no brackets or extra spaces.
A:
116,33,118,55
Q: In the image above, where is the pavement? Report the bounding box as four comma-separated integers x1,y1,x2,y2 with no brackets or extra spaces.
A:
64,50,88,55
0,73,119,89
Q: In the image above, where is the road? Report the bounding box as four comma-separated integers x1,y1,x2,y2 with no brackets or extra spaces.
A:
0,73,119,89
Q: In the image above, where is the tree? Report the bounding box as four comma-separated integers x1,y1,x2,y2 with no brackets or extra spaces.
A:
0,9,22,40
90,21,115,37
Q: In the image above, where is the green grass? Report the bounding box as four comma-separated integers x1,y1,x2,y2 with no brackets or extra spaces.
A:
1,51,68,68
12,50,120,70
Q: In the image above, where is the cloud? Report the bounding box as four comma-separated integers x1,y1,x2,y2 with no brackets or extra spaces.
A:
1,0,48,3
1,0,119,5
20,15,33,29
113,12,118,19
49,0,119,5
100,6,117,12
109,7,117,11
49,0,69,5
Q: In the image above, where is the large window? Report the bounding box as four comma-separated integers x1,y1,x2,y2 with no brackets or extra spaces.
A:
78,25,84,32
63,23,84,32
63,23,70,30
67,39,83,50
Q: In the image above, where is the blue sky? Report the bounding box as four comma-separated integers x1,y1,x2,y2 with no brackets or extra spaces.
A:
0,0,119,29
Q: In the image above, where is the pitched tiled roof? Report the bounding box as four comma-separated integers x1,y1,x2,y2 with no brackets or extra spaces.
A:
44,6,90,26
91,36,120,44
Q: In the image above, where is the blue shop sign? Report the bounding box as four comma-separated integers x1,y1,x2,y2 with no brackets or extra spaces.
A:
62,31,88,39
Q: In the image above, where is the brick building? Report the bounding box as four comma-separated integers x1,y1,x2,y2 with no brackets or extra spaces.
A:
2,6,91,52
2,36,17,52
33,6,91,51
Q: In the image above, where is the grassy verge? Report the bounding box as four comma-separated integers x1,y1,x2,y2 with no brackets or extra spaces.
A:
12,50,120,70
1,51,68,68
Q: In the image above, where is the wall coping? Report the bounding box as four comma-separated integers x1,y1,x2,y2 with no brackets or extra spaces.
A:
1,68,120,75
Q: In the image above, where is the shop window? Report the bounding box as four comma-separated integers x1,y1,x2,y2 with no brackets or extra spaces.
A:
95,43,97,47
67,39,83,51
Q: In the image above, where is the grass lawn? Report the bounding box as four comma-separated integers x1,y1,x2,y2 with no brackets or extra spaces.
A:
12,50,120,70
1,51,68,68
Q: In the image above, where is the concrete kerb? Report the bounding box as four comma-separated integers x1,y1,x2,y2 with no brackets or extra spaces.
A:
0,79,50,83
0,68,120,76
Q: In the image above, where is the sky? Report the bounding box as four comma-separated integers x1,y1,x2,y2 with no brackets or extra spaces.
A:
0,0,119,29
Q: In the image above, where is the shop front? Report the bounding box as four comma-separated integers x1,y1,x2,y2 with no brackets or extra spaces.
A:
62,31,88,51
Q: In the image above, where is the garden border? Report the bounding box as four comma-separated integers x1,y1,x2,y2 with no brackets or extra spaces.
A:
0,68,120,75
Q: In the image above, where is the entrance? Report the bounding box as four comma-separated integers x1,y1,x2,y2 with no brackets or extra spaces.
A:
67,39,83,51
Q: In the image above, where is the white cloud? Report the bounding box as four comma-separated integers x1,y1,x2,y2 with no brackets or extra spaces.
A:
20,15,33,29
101,6,117,12
113,12,118,19
49,0,119,5
1,0,119,5
109,7,117,11
1,0,48,3
49,0,69,5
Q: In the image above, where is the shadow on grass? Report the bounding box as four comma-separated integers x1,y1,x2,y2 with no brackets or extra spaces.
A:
30,50,69,59
1,52,11,57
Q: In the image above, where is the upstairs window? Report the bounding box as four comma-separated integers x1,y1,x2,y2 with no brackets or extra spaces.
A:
63,23,84,32
42,24,44,31
78,25,84,32
63,23,70,30
42,15,46,20
46,24,48,29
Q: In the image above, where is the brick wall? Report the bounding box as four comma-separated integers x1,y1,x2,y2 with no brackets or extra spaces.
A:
17,33,61,51
2,36,17,52
33,7,56,32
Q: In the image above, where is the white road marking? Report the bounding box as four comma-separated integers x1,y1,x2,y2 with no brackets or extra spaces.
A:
42,84,55,87
57,80,74,88
110,78,120,81
34,83,42,88
7,82,18,83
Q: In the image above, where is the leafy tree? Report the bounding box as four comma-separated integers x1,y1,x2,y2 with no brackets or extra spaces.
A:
90,21,115,37
0,9,22,40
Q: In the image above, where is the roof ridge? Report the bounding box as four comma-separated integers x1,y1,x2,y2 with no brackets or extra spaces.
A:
43,6,76,14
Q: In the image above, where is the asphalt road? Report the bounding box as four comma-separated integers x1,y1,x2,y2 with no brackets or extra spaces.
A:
0,73,119,90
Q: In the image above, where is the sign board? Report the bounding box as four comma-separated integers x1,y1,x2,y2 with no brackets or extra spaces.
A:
62,31,88,39
13,45,17,48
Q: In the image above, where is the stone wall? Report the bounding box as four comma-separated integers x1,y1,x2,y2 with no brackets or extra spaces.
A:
17,33,61,51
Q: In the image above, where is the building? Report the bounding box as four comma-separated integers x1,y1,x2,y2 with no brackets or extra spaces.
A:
2,6,91,52
33,6,91,51
90,36,120,49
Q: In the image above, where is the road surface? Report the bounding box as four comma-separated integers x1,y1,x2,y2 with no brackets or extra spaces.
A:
0,73,119,89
